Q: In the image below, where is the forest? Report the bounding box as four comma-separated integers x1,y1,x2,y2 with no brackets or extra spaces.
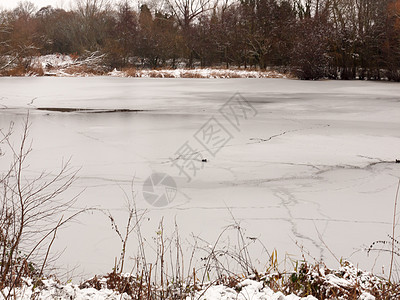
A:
0,0,400,80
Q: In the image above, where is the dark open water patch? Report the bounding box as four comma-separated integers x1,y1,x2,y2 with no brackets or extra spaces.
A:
36,108,147,113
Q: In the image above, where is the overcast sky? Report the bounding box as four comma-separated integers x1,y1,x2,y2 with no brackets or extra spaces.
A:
0,0,128,10
0,0,74,10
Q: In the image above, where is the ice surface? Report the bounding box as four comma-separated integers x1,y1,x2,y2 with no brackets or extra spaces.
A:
0,77,399,279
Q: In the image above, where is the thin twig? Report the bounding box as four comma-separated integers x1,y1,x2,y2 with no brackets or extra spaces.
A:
389,179,400,283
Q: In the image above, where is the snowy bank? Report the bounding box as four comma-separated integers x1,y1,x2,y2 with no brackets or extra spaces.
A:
0,278,316,300
26,55,289,78
1,262,386,300
108,68,288,79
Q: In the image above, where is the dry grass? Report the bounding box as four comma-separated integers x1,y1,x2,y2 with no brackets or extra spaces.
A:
62,65,107,76
0,58,295,78
121,67,138,77
73,198,400,300
1,65,26,76
108,66,294,78
27,66,44,76
180,71,205,78
145,71,167,78
0,65,44,77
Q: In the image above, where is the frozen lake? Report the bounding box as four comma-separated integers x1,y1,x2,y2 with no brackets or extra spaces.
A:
0,77,400,279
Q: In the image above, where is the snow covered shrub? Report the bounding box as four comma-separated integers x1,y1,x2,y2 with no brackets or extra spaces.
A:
284,260,400,299
121,67,137,77
80,272,139,297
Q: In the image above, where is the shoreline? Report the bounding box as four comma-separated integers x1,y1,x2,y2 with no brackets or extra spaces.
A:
1,54,291,79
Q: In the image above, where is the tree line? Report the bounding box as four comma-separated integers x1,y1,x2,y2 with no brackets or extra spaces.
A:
0,0,400,80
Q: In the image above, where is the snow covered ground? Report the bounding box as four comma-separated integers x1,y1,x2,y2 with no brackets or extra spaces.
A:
108,67,287,78
2,278,317,300
3,261,381,299
0,77,399,287
31,54,288,78
33,54,76,70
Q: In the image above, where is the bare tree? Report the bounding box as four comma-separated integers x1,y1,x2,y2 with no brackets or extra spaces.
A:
13,1,37,18
73,0,113,52
0,2,41,74
0,13,13,71
0,115,85,297
166,0,214,30
74,0,110,17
